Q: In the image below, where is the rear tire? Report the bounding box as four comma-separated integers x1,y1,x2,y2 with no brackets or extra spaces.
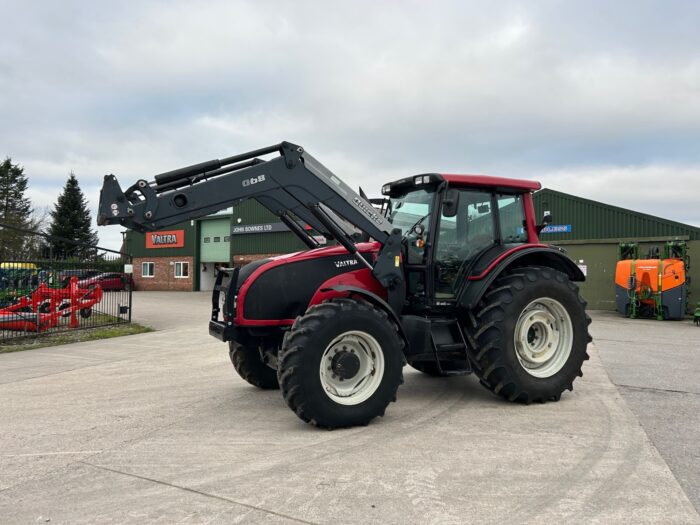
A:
278,298,405,429
467,266,591,404
229,342,279,390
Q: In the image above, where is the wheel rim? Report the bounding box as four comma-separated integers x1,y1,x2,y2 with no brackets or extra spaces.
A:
513,297,573,378
319,330,384,406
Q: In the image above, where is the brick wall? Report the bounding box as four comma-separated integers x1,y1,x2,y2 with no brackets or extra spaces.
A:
132,256,194,291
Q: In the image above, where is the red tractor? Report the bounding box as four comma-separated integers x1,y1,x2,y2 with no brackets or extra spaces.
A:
98,142,591,428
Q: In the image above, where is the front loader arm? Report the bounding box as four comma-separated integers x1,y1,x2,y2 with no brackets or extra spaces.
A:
98,142,389,240
98,141,405,302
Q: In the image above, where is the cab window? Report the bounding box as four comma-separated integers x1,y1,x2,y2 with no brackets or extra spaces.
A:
497,193,528,243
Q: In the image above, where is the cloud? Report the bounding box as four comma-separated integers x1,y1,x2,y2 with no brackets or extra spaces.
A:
1,0,699,249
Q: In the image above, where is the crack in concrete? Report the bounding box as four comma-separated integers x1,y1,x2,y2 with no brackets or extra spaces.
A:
79,461,318,525
616,383,700,396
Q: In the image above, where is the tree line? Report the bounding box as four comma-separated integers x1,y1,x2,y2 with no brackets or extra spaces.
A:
0,157,99,260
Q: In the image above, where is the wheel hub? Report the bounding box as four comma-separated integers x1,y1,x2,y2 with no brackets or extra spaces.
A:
331,351,361,380
319,331,385,406
514,297,573,378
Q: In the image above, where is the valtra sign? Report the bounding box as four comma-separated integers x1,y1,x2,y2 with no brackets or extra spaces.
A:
146,230,185,249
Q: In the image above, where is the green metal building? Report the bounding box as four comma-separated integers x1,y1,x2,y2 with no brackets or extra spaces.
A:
532,189,700,312
229,200,311,264
533,189,700,242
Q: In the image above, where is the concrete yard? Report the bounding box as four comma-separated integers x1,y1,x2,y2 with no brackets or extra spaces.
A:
1,292,699,524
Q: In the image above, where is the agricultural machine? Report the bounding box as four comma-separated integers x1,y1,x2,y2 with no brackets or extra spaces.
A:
615,241,689,320
98,141,591,428
0,277,103,333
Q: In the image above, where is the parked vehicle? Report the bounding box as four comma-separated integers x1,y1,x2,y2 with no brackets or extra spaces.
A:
55,269,101,287
99,141,591,429
77,272,132,291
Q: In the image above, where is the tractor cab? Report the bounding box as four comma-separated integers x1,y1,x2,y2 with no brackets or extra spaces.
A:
381,173,541,310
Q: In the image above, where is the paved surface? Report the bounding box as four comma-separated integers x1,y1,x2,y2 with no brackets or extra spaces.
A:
0,292,698,524
591,311,700,512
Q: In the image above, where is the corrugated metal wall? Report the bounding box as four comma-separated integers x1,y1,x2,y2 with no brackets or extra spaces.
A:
230,199,278,225
229,200,307,255
533,189,700,242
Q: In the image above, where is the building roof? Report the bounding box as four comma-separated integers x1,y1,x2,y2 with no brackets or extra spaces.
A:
533,188,700,241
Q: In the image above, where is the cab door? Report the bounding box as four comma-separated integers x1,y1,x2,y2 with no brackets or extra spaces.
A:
433,190,531,302
433,189,497,300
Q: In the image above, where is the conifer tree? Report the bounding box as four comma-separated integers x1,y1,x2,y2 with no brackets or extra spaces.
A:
0,158,34,260
47,173,99,258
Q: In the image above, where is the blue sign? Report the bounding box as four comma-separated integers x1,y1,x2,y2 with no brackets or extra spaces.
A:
541,224,572,234
518,224,572,235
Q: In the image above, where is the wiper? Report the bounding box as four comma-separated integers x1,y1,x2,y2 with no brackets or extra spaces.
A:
406,213,430,237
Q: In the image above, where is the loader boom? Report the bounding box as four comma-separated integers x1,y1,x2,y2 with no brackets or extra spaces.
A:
97,141,404,291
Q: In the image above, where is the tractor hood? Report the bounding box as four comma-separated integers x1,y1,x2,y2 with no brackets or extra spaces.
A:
234,241,382,323
267,241,381,264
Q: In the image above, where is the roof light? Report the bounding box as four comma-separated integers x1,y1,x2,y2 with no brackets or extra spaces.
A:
414,176,424,185
423,175,431,183
382,185,390,195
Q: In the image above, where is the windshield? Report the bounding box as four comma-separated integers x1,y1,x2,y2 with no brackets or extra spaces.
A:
387,188,435,235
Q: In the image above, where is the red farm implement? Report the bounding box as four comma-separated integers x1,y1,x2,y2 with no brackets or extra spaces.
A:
0,277,103,333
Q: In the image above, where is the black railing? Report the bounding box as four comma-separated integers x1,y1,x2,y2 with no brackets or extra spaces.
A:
0,224,132,342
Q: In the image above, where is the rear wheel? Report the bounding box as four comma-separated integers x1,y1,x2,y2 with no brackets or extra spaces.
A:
278,298,405,429
229,342,279,390
467,266,591,403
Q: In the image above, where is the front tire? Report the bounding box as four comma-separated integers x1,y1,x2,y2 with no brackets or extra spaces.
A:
229,342,279,390
467,266,591,404
278,298,405,429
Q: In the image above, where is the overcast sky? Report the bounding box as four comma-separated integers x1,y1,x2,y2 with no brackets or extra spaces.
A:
2,1,699,249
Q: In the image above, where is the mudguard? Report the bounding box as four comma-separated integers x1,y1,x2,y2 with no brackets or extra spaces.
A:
459,245,585,310
320,284,409,347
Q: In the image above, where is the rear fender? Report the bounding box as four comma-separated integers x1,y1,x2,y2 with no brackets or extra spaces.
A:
459,245,585,310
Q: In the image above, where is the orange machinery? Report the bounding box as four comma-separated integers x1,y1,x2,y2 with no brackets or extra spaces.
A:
614,242,688,320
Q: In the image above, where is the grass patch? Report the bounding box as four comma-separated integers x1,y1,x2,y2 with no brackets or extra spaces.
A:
0,322,153,354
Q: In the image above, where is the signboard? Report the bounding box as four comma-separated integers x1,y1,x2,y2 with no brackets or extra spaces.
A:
540,224,572,234
231,223,289,235
123,264,134,274
518,224,572,235
146,230,185,249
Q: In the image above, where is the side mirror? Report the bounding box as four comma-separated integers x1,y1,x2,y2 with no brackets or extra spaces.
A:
536,210,553,234
442,189,460,218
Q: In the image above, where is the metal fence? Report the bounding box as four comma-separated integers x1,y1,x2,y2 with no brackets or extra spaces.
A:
0,224,132,342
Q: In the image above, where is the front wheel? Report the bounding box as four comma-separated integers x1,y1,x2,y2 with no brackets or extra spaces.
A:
229,342,279,390
467,266,591,404
278,298,405,429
